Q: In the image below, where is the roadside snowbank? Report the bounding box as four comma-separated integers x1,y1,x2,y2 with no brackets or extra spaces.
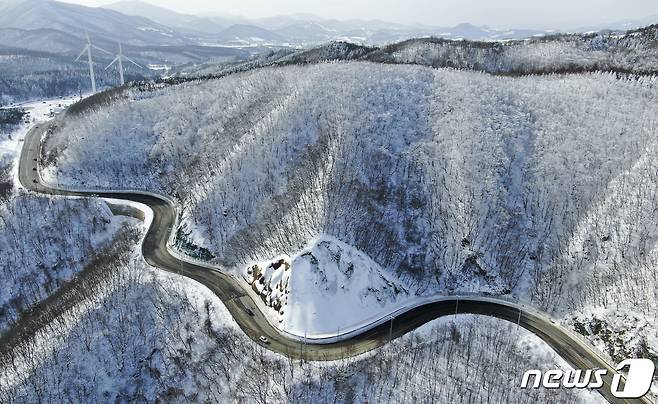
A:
244,235,409,335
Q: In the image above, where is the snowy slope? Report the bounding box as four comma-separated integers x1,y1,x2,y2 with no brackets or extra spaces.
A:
245,235,409,335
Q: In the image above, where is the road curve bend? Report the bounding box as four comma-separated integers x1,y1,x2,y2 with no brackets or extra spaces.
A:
16,120,652,404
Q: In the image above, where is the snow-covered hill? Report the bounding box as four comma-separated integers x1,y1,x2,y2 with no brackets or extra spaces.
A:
0,0,189,46
365,24,658,74
179,24,658,79
42,62,658,349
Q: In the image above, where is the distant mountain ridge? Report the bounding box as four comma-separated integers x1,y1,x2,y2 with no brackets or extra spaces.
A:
0,0,251,70
178,23,658,78
105,0,244,34
104,0,658,45
104,0,555,44
0,0,190,46
2,0,655,52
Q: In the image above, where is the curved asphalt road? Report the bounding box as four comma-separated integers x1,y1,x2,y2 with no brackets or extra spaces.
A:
16,121,652,404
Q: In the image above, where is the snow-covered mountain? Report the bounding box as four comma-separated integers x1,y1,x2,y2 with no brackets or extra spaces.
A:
3,0,654,59
214,24,286,45
2,0,656,56
70,0,555,45
0,0,189,46
0,0,250,105
364,24,658,74
106,0,249,34
0,97,601,404
1,6,657,401
106,0,226,34
178,24,658,79
0,0,250,63
42,59,658,347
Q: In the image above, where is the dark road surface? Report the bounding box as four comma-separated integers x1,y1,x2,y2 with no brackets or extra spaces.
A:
13,120,653,404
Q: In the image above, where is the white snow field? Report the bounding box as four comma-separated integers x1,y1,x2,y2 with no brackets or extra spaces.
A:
41,63,658,359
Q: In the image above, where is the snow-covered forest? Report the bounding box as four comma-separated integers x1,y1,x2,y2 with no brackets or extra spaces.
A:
0,172,133,333
365,24,658,75
0,100,137,333
0,253,602,403
181,24,658,79
0,48,152,107
0,15,655,400
42,61,658,364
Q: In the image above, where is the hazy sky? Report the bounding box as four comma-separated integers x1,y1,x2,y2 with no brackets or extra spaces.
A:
61,0,658,29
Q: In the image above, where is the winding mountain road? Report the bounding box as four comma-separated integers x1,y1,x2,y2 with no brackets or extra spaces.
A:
15,120,652,404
